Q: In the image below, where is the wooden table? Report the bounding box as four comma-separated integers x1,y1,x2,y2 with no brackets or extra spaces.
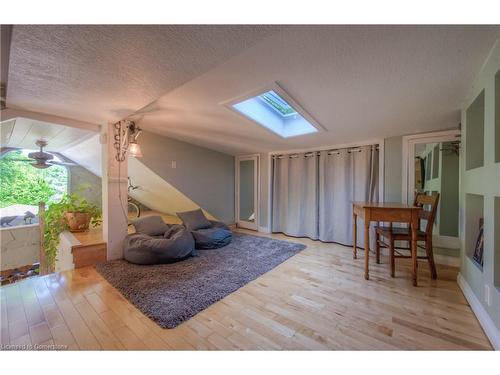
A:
352,202,422,286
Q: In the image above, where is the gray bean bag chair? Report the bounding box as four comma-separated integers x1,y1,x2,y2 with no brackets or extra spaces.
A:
125,217,196,264
191,220,232,249
177,209,232,250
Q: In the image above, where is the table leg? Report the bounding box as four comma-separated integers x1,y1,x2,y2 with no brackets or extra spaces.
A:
411,216,418,287
364,219,370,280
352,212,357,259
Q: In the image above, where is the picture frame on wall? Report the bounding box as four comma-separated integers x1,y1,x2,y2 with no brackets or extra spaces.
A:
472,218,484,267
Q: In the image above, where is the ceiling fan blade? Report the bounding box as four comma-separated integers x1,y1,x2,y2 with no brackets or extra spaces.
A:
31,162,51,169
49,160,77,167
7,158,31,162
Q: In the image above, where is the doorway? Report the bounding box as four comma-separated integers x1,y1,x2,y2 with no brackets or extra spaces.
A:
402,130,461,259
236,155,259,230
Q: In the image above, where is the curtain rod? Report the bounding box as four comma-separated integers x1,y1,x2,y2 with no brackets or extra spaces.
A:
272,144,379,159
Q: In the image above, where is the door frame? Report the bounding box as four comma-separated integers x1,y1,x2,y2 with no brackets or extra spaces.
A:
235,154,259,230
401,129,461,248
402,129,461,204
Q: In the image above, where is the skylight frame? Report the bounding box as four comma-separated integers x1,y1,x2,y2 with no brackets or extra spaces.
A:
222,83,325,139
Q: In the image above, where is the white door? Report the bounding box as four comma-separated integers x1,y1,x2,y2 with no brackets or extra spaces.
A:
236,155,259,230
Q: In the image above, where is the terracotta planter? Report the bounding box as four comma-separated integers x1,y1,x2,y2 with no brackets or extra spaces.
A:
65,212,91,232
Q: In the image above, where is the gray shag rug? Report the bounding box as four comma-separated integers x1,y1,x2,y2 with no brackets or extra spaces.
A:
95,232,306,328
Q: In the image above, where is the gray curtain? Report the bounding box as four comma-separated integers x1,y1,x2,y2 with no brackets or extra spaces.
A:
272,153,319,239
319,145,379,246
272,145,379,247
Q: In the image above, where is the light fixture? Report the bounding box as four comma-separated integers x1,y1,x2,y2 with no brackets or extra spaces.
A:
113,120,143,162
127,140,143,158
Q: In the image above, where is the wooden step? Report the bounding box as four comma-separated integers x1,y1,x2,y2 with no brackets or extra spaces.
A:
72,242,107,268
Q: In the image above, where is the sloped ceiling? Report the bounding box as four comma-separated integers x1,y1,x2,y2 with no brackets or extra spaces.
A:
5,25,500,155
133,25,500,154
0,117,95,151
60,134,102,176
6,25,281,125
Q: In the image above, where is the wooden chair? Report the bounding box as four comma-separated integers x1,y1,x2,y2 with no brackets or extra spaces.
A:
375,193,439,279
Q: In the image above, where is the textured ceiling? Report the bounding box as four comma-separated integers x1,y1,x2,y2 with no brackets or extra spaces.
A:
5,25,500,155
6,25,281,124
133,25,499,154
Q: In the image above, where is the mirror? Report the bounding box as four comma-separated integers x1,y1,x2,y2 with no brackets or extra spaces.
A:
239,159,255,222
414,141,459,238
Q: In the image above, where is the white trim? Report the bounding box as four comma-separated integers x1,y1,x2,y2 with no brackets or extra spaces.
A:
457,273,500,350
220,82,325,139
0,223,39,231
401,129,461,204
235,154,259,231
433,254,461,267
258,225,271,233
433,234,461,249
0,108,100,133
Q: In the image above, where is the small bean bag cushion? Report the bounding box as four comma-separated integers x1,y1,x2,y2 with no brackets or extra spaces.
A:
191,220,232,250
132,215,169,236
124,224,196,265
177,209,211,231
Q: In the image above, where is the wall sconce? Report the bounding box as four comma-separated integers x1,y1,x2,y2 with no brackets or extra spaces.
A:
113,120,143,162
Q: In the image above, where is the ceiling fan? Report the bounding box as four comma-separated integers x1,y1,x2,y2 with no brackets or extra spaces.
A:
10,140,77,169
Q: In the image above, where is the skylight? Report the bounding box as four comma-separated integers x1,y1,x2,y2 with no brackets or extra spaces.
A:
230,87,320,138
258,91,297,117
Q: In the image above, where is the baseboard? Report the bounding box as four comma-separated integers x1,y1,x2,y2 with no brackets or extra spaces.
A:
377,247,460,267
457,273,500,350
433,235,460,249
258,225,271,233
433,254,461,267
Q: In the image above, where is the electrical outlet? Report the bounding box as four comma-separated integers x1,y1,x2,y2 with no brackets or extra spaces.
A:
171,161,177,169
485,284,491,306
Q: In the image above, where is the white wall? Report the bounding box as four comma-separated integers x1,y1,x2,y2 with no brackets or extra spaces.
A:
0,225,40,271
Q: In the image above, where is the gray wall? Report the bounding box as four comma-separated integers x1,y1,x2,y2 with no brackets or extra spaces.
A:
137,131,235,223
419,142,460,237
460,40,500,337
465,91,485,170
439,143,459,237
384,136,403,202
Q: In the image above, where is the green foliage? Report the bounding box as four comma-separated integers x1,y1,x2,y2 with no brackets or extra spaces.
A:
44,189,102,268
0,150,67,207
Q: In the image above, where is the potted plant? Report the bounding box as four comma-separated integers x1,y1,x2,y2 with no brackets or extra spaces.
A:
44,191,102,269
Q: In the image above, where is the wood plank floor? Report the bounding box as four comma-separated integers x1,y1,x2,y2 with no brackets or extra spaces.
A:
0,230,492,350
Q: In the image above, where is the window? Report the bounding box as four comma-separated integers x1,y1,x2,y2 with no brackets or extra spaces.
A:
228,85,321,138
0,149,68,227
259,91,297,117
